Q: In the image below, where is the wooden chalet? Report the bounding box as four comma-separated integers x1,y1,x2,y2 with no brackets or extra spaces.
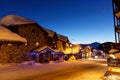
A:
0,25,28,63
99,42,116,53
0,14,71,63
42,27,58,49
56,34,70,52
33,46,61,63
0,15,48,51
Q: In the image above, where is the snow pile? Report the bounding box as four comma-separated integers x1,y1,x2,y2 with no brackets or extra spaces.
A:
0,15,36,26
21,61,36,65
0,25,27,42
68,55,76,61
0,64,11,68
104,75,120,80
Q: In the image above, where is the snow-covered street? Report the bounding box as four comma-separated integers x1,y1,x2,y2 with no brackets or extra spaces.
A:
0,59,107,80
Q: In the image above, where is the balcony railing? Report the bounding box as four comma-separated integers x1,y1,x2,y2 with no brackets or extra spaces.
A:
115,26,120,33
115,11,120,18
113,0,120,18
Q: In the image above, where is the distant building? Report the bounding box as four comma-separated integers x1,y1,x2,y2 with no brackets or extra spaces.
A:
99,42,116,53
83,46,92,58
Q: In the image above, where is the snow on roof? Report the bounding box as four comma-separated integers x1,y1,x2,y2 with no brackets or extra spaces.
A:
57,34,68,42
33,46,59,52
0,25,27,43
0,15,36,26
42,27,56,37
109,49,119,53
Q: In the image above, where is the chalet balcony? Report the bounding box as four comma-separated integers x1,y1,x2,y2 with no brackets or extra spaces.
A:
113,0,120,18
113,0,120,4
115,11,120,18
115,26,120,33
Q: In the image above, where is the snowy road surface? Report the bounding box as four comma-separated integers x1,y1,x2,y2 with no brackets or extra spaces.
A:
0,59,107,80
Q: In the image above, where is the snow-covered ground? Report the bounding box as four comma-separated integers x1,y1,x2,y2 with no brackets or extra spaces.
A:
0,59,108,80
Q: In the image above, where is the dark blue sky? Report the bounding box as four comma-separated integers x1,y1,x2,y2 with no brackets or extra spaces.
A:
0,0,114,44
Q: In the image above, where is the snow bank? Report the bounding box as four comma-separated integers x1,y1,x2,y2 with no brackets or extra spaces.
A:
104,74,120,80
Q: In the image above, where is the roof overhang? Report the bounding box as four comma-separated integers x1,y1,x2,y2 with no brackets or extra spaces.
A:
115,11,120,19
33,46,60,53
115,27,120,33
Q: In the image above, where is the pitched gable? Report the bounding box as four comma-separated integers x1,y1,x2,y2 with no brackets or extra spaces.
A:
57,34,69,42
0,15,35,26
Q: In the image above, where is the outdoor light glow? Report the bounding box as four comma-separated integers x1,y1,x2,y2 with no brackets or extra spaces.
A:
63,48,71,54
8,43,12,46
63,44,80,54
35,42,39,46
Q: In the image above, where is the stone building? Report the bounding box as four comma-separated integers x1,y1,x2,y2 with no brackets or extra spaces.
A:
0,25,28,63
0,15,48,51
0,14,70,63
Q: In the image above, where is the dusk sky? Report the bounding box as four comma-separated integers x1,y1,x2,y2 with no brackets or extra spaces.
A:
0,0,114,44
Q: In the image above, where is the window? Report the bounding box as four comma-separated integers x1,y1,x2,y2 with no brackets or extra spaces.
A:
32,30,35,33
36,42,39,46
8,43,12,46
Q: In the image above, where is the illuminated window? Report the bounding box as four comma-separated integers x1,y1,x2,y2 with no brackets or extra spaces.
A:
25,43,27,46
102,45,105,47
8,43,12,46
36,42,39,46
70,44,72,47
54,45,56,48
53,41,56,43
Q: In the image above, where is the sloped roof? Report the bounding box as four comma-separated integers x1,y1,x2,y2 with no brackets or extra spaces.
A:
42,27,55,37
109,49,119,53
0,15,36,26
33,46,59,52
115,26,120,33
115,11,120,18
0,25,27,43
57,34,68,42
